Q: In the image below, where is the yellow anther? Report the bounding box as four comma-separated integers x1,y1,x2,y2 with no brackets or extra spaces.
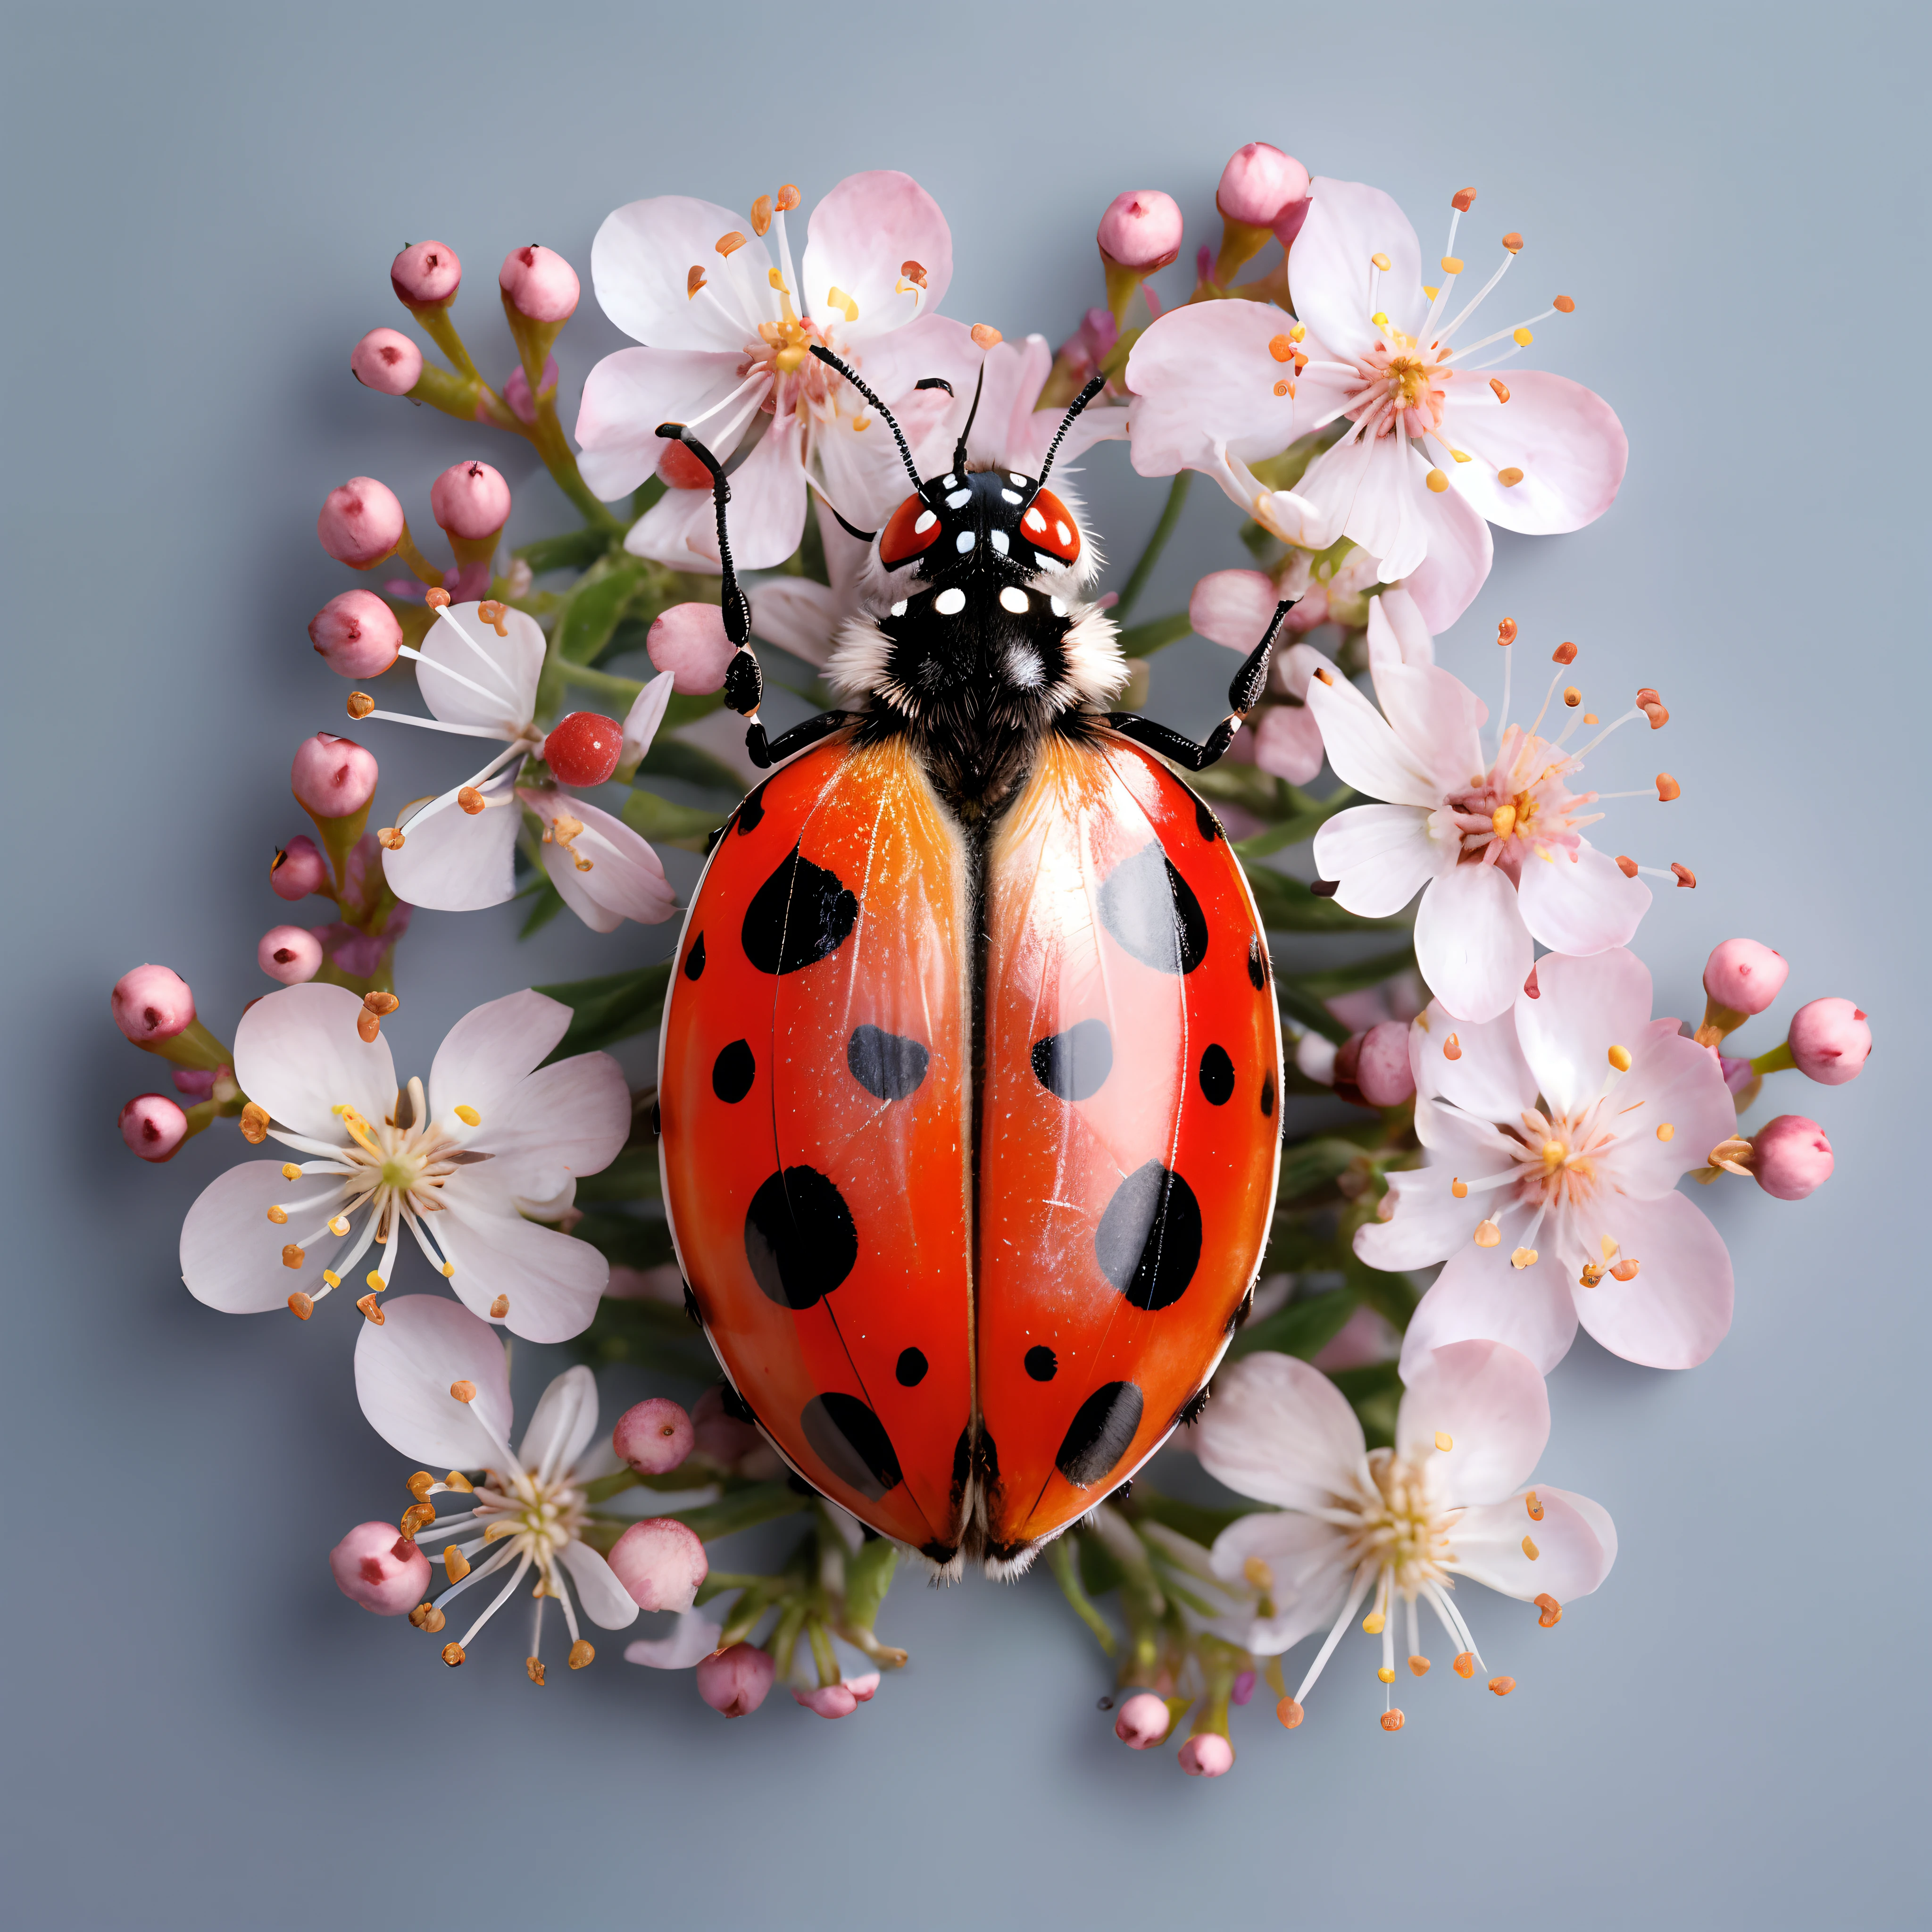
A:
1362,1611,1386,1635
281,1243,304,1269
1451,1178,1469,1199
483,1522,515,1542
1511,1247,1540,1269
715,230,746,258
1657,1122,1675,1141
330,1216,350,1237
1441,255,1464,275
1513,327,1534,347
1601,1235,1620,1260
1243,1556,1274,1590
1425,468,1449,492
1378,1666,1396,1683
323,1269,341,1289
1608,1043,1632,1072
407,1471,435,1501
1492,804,1517,838
267,1204,288,1225
1434,1431,1453,1452
454,1104,481,1126
1474,1220,1502,1248
346,691,374,720
1422,284,1438,300
1371,251,1392,271
569,1640,596,1670
1370,309,1389,326
442,1262,457,1280
826,286,859,323
1409,1655,1432,1677
441,1641,466,1667
240,1102,270,1144
1579,1262,1604,1287
1498,466,1525,487
526,1657,546,1686
450,1379,477,1403
1525,1491,1544,1521
445,1471,475,1493
1451,448,1471,462
444,1548,470,1582
1542,1139,1566,1166
281,1163,301,1181
1522,1535,1541,1560
1289,323,1306,341
365,1271,385,1292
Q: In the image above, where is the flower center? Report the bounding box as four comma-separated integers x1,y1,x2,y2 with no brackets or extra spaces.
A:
479,1467,586,1573
1348,1450,1456,1595
1346,331,1450,441
1441,726,1594,879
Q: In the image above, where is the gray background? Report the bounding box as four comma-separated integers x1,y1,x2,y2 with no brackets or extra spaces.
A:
6,2,1924,1926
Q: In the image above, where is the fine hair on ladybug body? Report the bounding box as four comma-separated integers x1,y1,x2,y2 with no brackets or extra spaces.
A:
654,346,1292,1577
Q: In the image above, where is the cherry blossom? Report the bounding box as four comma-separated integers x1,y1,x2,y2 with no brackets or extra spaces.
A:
360,597,675,927
576,172,964,568
1307,628,1656,1021
353,1295,640,1672
180,984,629,1341
1195,1344,1616,1729
1363,948,1738,1374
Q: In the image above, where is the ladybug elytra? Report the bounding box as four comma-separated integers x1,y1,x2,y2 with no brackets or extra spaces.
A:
656,350,1293,1575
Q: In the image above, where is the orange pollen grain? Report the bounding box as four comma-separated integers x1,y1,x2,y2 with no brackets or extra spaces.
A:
1451,1177,1469,1199
970,324,1002,349
1269,333,1295,362
1278,1697,1305,1729
1672,863,1698,889
1408,1655,1431,1677
1535,1593,1563,1627
1615,855,1640,878
1452,187,1478,212
1489,1675,1516,1696
1453,1652,1475,1678
749,195,773,235
1525,1491,1545,1521
1501,233,1524,254
1444,1033,1462,1059
1490,377,1512,403
1657,774,1682,801
1496,617,1518,647
1553,641,1577,664
1554,295,1575,313
1381,1709,1406,1732
450,1379,477,1403
774,184,801,212
1498,466,1525,487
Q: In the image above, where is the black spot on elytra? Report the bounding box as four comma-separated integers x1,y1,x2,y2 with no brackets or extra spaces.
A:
1247,933,1268,990
800,1393,902,1499
1194,796,1219,841
1030,1018,1113,1101
711,1039,755,1103
1024,1345,1058,1382
847,1025,930,1101
683,931,706,980
1097,844,1208,974
1095,1162,1203,1311
736,778,769,834
743,1167,858,1309
896,1347,928,1387
741,849,858,975
718,1381,754,1423
1055,1381,1145,1488
1261,1070,1276,1117
1199,1044,1235,1106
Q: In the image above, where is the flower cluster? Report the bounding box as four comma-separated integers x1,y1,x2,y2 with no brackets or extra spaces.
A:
111,139,1870,1763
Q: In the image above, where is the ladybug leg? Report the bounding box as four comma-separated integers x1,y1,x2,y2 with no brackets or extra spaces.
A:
1103,596,1298,770
1227,597,1299,716
749,709,857,770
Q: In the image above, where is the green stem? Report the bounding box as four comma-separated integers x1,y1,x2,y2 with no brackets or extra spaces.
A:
1118,610,1192,658
412,304,484,385
529,391,621,531
1046,1540,1117,1656
1749,1040,1797,1076
1113,472,1191,624
558,661,645,703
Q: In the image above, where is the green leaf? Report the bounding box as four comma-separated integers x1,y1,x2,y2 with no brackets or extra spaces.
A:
663,691,726,730
573,1146,661,1202
1244,865,1410,934
554,559,648,665
533,962,672,1058
1277,1137,1367,1202
1117,611,1192,658
576,1296,715,1380
622,787,729,852
1275,980,1349,1044
637,736,742,793
1284,944,1419,1000
1249,426,1345,494
1232,786,1357,859
842,1538,898,1632
1077,1528,1126,1599
1345,1252,1420,1332
515,528,612,575
573,1210,674,1271
1189,762,1293,814
1227,1290,1359,1361
670,1482,810,1542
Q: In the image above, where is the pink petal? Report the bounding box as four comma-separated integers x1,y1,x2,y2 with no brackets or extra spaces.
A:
591,195,774,352
1395,1339,1549,1504
518,1363,600,1475
1413,1001,1537,1124
523,792,676,932
233,982,396,1140
1414,863,1533,1023
1606,1024,1736,1199
625,481,724,574
1304,660,1438,807
750,576,842,667
575,347,762,502
416,600,544,729
621,670,676,768
625,1609,724,1667
1451,1484,1616,1601
1399,1239,1581,1376
1515,839,1651,957
181,1160,349,1313
1209,1514,1355,1654
801,170,953,342
1444,369,1628,534
1313,802,1438,917
1124,301,1302,476
560,1541,643,1630
1289,177,1427,359
1356,1157,1494,1271
1365,587,1434,669
1314,432,1432,581
353,1293,514,1466
425,987,570,1119
1191,1352,1368,1511
383,782,522,912
1367,662,1488,799
1251,704,1326,784
1512,946,1655,1119
433,1194,606,1342
1401,481,1493,631
1570,1189,1733,1369
1190,569,1280,651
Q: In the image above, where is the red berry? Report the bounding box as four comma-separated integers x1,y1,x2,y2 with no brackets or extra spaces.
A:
544,712,623,788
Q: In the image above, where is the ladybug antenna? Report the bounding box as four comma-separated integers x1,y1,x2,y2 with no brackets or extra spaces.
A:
653,424,750,643
808,345,923,491
1034,376,1108,491
951,362,987,475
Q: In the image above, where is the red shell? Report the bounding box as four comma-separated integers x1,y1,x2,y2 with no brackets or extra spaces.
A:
1019,488,1081,564
658,731,1280,1565
878,492,943,570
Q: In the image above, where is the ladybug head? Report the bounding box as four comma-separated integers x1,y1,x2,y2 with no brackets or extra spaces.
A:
877,469,1084,580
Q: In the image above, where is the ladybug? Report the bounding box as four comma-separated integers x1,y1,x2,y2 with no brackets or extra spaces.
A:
655,349,1292,1576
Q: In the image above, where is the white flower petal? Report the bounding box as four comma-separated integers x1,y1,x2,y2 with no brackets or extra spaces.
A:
1401,479,1494,632
1450,1484,1616,1602
1313,803,1439,916
181,1161,344,1313
1605,1023,1736,1199
382,781,522,912
525,792,677,931
417,602,543,730
750,576,842,667
1399,1240,1581,1377
1192,1352,1368,1511
1570,1189,1734,1369
1303,658,1438,807
433,1197,606,1343
1512,946,1656,1118
625,482,726,574
1412,999,1538,1123
1394,1339,1549,1505
1290,177,1426,359
591,195,775,352
1208,1514,1355,1656
353,1294,512,1467
1368,663,1487,799
625,1607,724,1667
1515,840,1651,958
453,1053,631,1207
621,670,676,769
801,170,953,343
1443,369,1628,536
425,988,571,1132
560,1541,642,1631
576,347,762,502
1414,863,1533,1022
1365,588,1433,669
518,1363,600,1476
233,983,396,1140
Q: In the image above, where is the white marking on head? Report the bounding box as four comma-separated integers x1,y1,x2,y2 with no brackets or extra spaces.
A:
914,509,937,534
1008,474,1028,487
1023,506,1047,533
989,528,1009,555
934,587,966,615
956,530,976,553
1050,596,1068,617
1001,489,1022,506
890,600,908,616
999,586,1029,614
946,488,971,509
1056,521,1073,546
1005,644,1044,689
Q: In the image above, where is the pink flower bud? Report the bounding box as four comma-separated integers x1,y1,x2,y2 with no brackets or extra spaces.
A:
258,925,324,985
271,835,331,901
308,588,403,678
112,964,196,1044
291,733,378,819
1752,1114,1834,1200
1097,190,1183,272
350,327,423,396
1216,142,1310,227
504,355,560,425
691,1383,762,1466
317,477,405,568
1718,1054,1757,1098
1787,997,1871,1085
174,1067,220,1101
500,244,580,322
391,240,461,309
1703,938,1788,1016
1295,1031,1338,1086
1178,1733,1235,1777
428,459,512,544
794,1682,860,1719
608,1517,708,1612
120,1093,189,1162
696,1643,775,1717
1333,1021,1414,1108
1273,196,1314,250
1231,1670,1257,1706
648,602,736,695
329,1521,432,1615
1114,1691,1172,1749
613,1397,695,1475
